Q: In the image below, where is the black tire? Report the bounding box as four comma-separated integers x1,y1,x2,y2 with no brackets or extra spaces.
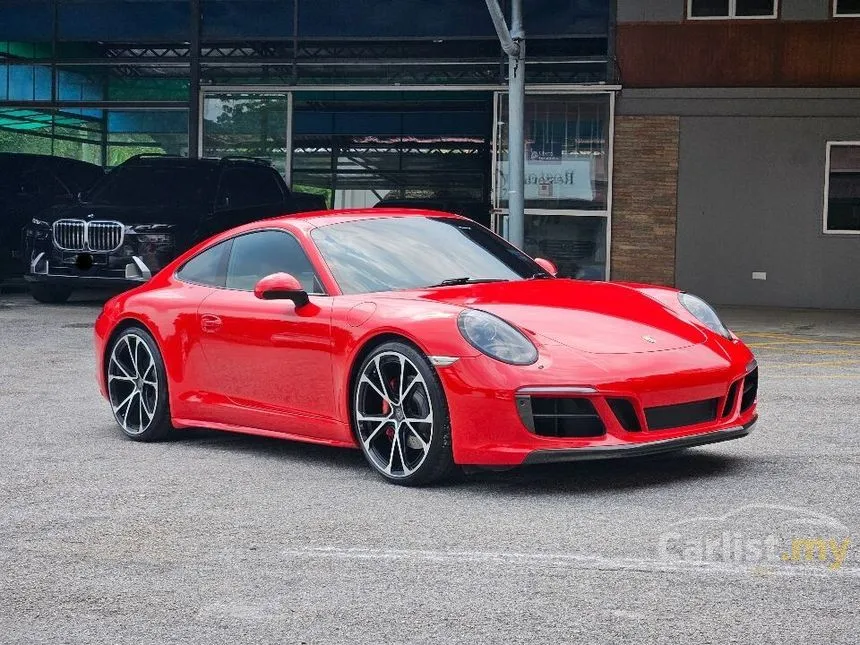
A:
352,341,457,486
105,326,174,442
30,284,72,304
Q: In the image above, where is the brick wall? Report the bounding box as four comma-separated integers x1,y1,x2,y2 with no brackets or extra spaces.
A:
610,115,679,286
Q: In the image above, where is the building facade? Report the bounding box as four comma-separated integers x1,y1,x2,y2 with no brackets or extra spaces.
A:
0,0,619,282
615,0,860,309
2,1,858,308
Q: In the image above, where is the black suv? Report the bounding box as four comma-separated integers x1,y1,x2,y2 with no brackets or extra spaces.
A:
23,155,327,303
0,153,103,284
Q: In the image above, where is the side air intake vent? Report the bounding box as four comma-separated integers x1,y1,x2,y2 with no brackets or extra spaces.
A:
723,381,741,417
607,398,641,432
741,367,758,412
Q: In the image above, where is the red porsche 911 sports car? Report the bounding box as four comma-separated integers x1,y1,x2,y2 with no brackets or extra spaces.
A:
94,209,758,485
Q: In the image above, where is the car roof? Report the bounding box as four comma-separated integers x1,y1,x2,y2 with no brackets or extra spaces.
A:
260,208,465,232
118,155,273,169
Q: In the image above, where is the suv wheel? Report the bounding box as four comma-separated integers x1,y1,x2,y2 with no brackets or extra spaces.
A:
30,284,72,304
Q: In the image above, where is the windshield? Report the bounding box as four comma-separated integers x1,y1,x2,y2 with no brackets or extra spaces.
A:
311,216,545,294
87,164,215,207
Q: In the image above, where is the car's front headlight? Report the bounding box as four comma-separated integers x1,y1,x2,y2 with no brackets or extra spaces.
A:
679,292,731,339
457,309,538,365
31,218,50,227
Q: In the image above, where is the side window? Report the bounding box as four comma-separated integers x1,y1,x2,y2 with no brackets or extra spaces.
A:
176,240,230,287
225,230,322,293
216,167,284,209
21,169,69,199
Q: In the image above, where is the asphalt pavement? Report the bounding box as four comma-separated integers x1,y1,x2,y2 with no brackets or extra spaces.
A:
0,291,858,644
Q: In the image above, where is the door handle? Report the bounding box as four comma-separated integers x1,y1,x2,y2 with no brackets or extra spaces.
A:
200,314,222,333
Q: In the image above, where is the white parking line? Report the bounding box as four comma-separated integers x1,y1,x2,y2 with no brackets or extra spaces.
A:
279,546,860,578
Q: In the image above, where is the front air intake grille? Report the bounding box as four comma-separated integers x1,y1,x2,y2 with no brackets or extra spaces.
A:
518,396,605,438
645,398,719,431
52,219,87,251
723,381,741,417
87,221,124,252
51,219,124,253
607,398,641,432
740,367,758,412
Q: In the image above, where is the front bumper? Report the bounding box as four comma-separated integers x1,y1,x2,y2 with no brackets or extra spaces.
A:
437,341,759,467
522,417,756,465
25,249,153,290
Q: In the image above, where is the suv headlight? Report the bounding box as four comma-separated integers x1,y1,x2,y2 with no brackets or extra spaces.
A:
457,309,538,365
137,234,173,246
31,218,50,227
679,293,731,338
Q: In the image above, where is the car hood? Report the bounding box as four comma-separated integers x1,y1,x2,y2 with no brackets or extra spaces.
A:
412,279,708,355
37,203,195,228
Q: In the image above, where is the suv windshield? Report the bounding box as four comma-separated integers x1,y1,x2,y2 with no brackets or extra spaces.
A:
87,164,216,207
311,216,545,294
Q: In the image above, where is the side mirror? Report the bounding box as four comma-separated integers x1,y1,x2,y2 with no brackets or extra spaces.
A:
253,272,310,308
534,257,558,277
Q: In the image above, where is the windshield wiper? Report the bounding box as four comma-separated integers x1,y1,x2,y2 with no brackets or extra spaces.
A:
527,272,553,280
425,277,509,288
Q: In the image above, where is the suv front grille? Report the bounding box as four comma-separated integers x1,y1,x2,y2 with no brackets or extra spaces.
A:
87,221,124,252
52,219,124,253
52,220,86,251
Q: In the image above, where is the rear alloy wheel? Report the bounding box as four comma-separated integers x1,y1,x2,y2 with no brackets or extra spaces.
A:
106,327,173,441
353,342,456,486
30,284,72,304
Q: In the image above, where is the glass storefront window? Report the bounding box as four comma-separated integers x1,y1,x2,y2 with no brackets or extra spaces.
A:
55,65,190,102
203,94,289,175
57,1,190,42
0,64,53,101
107,110,189,165
524,214,606,280
0,3,53,42
496,94,610,212
291,92,492,216
494,93,612,280
0,108,102,165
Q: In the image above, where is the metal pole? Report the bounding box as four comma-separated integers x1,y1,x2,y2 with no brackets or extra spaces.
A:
188,0,201,159
508,0,525,248
485,0,525,248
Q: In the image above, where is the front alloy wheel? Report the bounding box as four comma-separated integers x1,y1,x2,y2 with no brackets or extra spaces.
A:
107,327,173,441
353,342,455,486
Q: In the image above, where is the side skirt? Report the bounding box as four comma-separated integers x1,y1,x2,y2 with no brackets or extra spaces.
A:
171,417,359,450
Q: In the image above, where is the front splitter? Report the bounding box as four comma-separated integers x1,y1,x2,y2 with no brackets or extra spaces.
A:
522,417,757,465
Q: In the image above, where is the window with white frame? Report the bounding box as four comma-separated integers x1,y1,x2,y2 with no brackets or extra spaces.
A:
834,0,860,17
824,143,860,233
688,0,778,19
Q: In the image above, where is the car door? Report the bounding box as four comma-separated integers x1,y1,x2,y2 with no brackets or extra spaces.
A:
196,228,339,438
168,238,232,422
